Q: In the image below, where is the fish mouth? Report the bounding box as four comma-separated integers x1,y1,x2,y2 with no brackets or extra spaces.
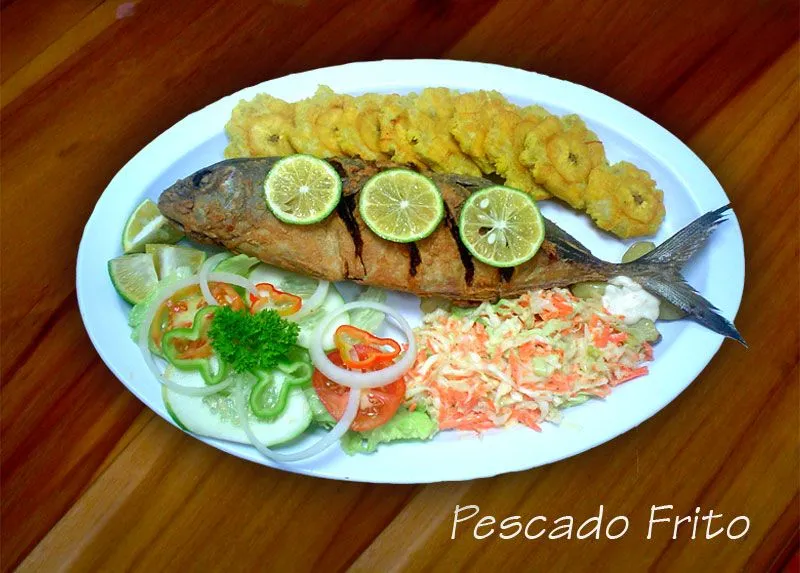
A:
157,179,196,226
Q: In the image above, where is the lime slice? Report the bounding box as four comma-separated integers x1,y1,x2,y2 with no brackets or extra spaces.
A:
122,199,184,253
264,155,342,224
358,169,444,243
108,253,159,304
458,186,545,268
145,244,206,279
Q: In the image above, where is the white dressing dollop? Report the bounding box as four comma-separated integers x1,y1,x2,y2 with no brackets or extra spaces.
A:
601,276,660,325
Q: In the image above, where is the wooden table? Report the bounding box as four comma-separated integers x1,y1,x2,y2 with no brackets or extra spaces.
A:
2,1,798,570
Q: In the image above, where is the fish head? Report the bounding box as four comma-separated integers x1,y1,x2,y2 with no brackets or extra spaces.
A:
158,158,275,232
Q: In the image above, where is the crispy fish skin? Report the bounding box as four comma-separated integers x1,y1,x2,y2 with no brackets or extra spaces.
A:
158,157,607,302
158,157,743,343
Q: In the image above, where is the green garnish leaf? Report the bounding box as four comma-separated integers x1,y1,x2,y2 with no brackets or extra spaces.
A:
208,306,299,373
349,287,388,332
340,408,438,455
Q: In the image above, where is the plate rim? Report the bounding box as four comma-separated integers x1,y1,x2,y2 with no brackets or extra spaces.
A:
76,59,745,483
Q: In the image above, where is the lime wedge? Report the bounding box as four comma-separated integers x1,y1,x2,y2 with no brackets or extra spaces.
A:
145,244,206,279
458,186,544,268
108,253,159,304
122,199,184,253
358,169,444,243
264,155,342,224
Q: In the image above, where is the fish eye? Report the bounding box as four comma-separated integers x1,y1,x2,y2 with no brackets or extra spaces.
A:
191,168,213,188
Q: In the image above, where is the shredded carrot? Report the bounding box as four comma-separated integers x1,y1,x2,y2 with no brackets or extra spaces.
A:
402,288,654,433
612,366,649,385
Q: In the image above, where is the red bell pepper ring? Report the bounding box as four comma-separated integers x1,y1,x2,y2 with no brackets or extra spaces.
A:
249,282,302,317
334,324,401,370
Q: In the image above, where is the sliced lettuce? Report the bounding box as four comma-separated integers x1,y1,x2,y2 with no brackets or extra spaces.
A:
340,408,438,455
348,287,388,332
214,254,261,277
561,393,591,409
303,387,336,428
279,275,319,298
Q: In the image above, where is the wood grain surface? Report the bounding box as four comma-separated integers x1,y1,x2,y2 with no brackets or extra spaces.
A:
1,1,798,571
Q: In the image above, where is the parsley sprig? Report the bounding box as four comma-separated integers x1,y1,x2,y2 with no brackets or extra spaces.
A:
208,306,299,373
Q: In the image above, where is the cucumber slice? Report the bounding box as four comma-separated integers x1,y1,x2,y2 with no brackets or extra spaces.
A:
296,288,349,351
214,254,261,277
162,366,312,447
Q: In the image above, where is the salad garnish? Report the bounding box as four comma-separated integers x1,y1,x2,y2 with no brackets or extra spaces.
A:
334,325,402,370
208,306,299,374
162,306,227,384
249,282,303,316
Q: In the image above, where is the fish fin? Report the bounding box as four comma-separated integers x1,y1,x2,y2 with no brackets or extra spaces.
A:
544,219,599,261
636,272,746,346
637,205,731,269
617,205,744,345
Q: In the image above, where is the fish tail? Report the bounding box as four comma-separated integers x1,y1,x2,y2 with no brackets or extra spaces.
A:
545,206,744,344
618,205,746,345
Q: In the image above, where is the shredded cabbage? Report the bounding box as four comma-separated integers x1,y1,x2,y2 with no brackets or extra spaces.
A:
401,288,655,432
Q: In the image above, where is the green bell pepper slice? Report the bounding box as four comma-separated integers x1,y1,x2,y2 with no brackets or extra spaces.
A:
161,306,228,385
249,346,313,419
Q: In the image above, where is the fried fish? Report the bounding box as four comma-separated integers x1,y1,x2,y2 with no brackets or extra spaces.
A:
158,157,743,343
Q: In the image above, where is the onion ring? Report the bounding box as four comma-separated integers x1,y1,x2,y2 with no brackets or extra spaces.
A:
288,279,330,321
199,253,231,305
206,272,259,296
138,275,235,396
309,301,417,389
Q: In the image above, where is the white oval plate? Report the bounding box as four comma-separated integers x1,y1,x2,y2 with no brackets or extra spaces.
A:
76,60,744,483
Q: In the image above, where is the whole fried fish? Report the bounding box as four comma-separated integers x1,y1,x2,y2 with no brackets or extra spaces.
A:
158,157,743,343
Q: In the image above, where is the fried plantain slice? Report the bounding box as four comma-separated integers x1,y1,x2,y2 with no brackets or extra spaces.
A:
337,94,387,161
484,106,551,200
584,161,665,238
450,90,515,174
289,86,347,157
225,94,296,158
378,93,428,168
520,115,607,208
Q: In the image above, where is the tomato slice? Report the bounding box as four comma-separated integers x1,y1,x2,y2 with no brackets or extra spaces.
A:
209,282,245,310
150,283,243,350
150,285,207,350
249,282,302,317
312,351,405,432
